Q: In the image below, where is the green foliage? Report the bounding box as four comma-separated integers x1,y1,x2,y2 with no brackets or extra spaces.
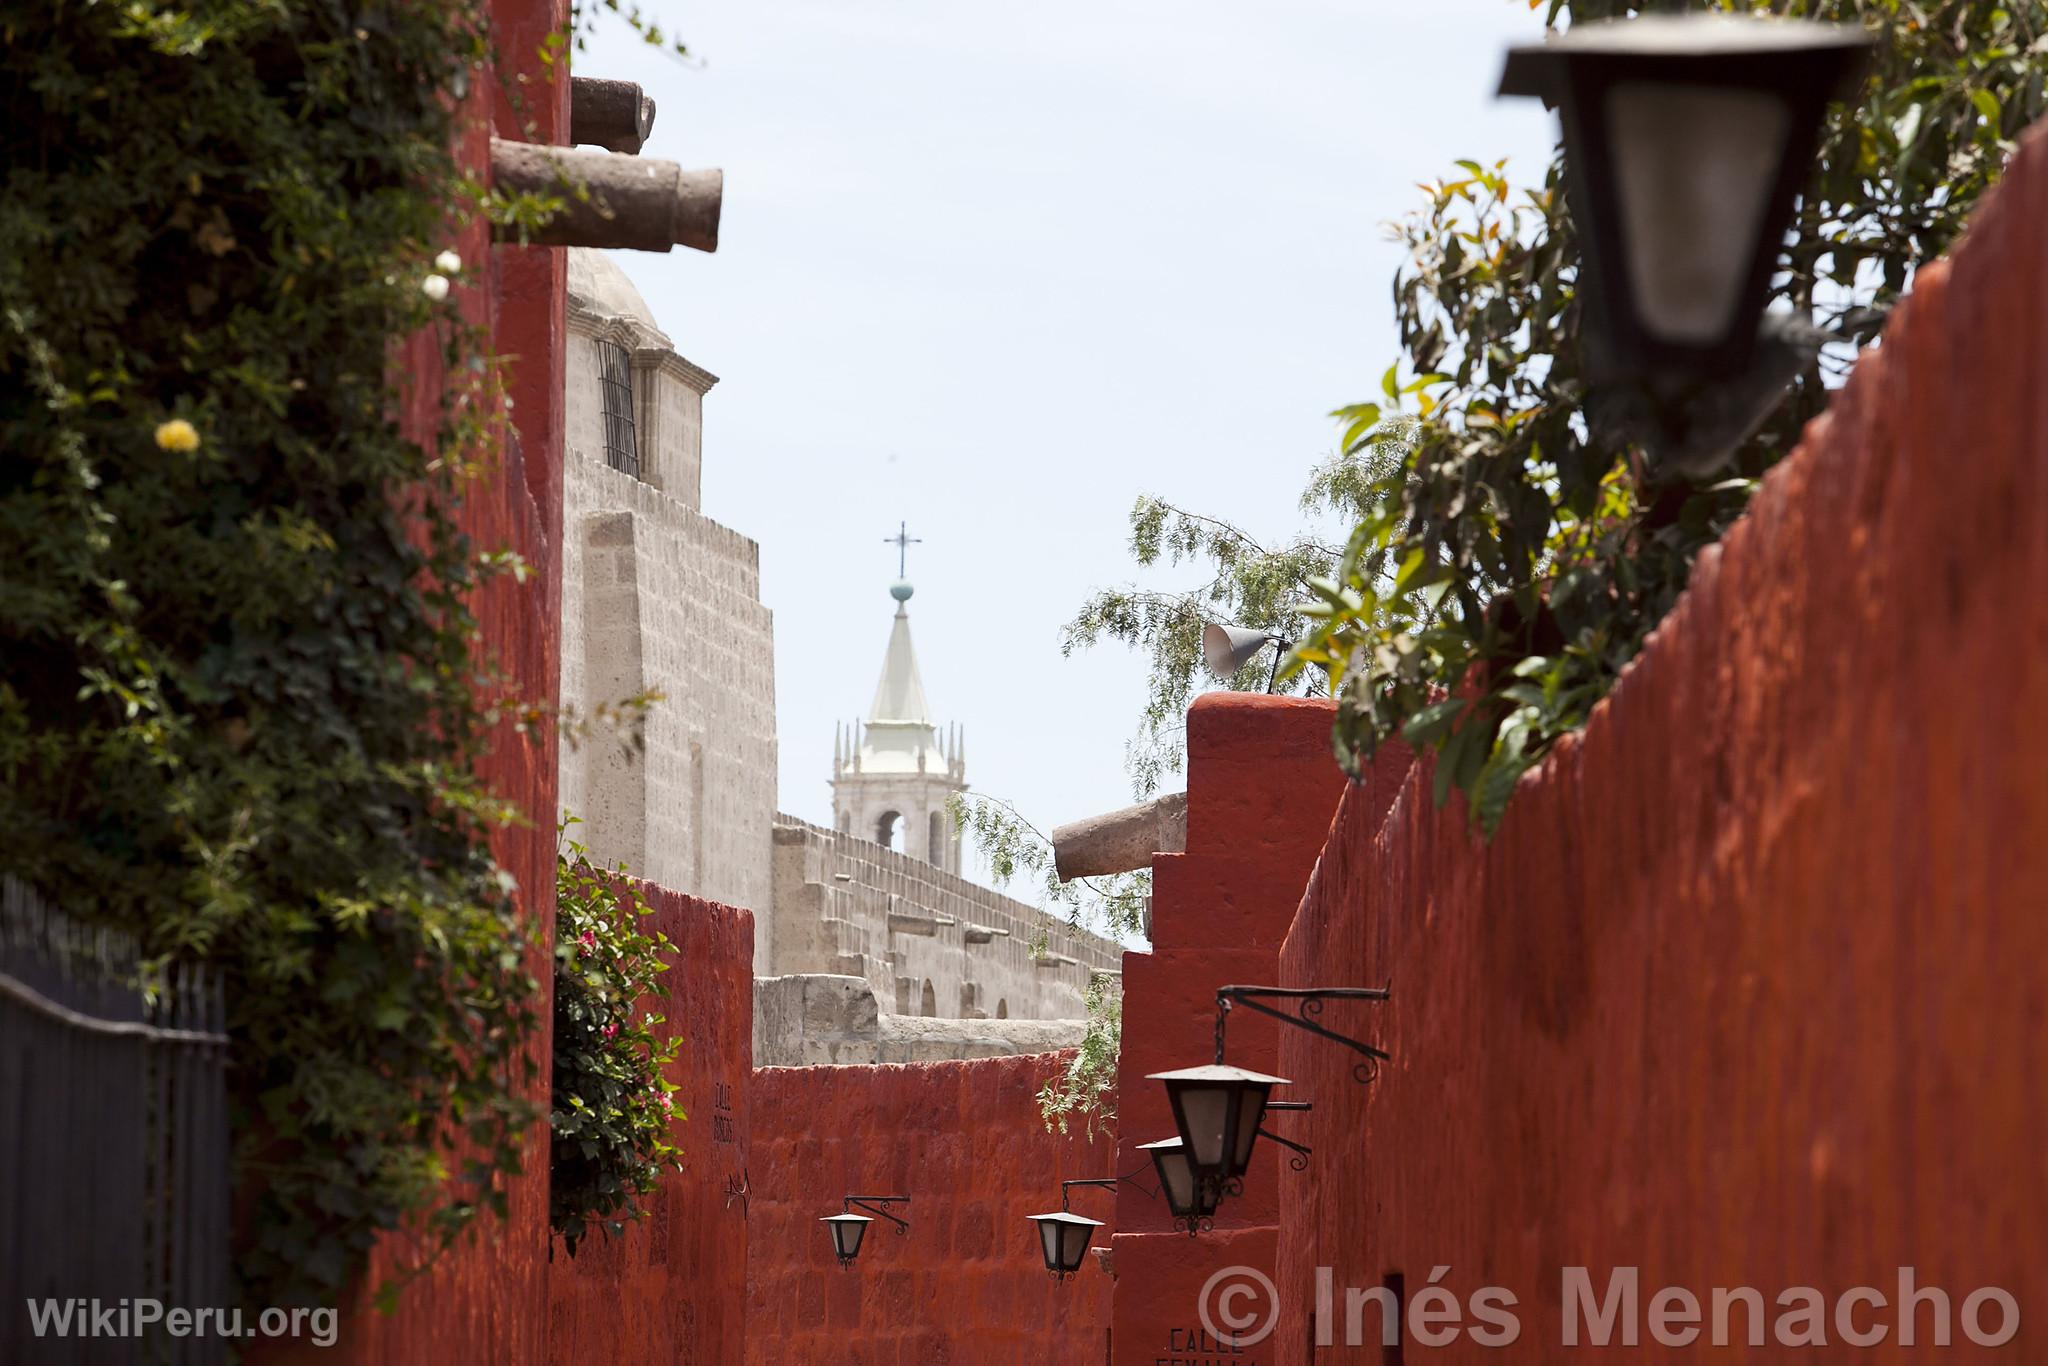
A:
0,0,537,1309
551,828,684,1257
1062,432,1408,797
1037,975,1121,1141
1289,0,2048,832
949,793,1149,942
949,799,1131,1140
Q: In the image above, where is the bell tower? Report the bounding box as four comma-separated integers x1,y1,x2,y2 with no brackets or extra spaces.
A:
831,529,965,872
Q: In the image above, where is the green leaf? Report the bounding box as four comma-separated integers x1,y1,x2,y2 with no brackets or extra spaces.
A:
1400,697,1466,747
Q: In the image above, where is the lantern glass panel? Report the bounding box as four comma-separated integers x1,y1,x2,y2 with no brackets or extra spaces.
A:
1059,1219,1095,1271
1176,1082,1233,1171
1147,1141,1197,1216
1037,1218,1062,1268
1228,1084,1268,1174
1606,80,1790,345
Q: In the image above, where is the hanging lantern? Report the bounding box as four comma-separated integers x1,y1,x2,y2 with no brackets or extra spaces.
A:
1139,1136,1219,1232
821,1213,872,1267
1027,1212,1103,1279
1147,1062,1289,1181
1498,15,1872,385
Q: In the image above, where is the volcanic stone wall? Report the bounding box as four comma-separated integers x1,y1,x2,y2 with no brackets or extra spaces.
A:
747,1053,1119,1365
1265,124,2048,1361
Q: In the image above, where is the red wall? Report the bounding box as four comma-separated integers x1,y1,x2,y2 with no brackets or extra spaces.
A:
255,3,571,1356
1264,126,2048,1361
1107,694,1360,1366
749,1054,1119,1365
552,882,755,1365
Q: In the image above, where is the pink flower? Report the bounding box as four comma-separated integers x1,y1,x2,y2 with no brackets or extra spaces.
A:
577,930,596,955
602,1022,620,1040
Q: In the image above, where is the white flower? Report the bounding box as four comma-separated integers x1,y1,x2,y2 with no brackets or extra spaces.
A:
421,274,450,302
434,249,462,275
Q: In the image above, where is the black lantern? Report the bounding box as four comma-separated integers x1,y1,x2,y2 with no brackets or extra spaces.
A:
820,1213,871,1267
1147,1063,1289,1181
821,1194,910,1267
1498,16,1872,386
1138,1136,1218,1233
1027,1212,1104,1279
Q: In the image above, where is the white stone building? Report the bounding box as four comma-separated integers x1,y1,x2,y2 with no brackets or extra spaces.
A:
557,249,780,965
556,249,1120,1064
830,577,965,872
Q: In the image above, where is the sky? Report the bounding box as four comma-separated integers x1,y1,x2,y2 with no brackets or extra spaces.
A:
580,2,1558,900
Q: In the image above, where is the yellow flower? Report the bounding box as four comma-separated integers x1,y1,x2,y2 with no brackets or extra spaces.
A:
154,418,201,452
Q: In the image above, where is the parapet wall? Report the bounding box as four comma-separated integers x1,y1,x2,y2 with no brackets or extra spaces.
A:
1266,123,2048,1360
753,973,1086,1067
747,1053,1118,1365
768,815,1120,1026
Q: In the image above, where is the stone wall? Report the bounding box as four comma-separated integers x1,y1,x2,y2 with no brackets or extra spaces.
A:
559,444,779,957
1258,124,2048,1362
753,974,1087,1066
550,881,754,1366
747,1053,1119,1366
768,814,1121,1027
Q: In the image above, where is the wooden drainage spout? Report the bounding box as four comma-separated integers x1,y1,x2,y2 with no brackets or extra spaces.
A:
490,138,722,253
1050,791,1188,882
570,77,658,155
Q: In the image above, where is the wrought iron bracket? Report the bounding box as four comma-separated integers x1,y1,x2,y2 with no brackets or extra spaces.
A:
1059,1178,1117,1213
1215,984,1392,1082
1061,1160,1160,1212
1256,1126,1313,1172
845,1194,912,1236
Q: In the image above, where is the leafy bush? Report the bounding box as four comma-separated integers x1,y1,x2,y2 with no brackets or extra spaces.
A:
1038,975,1121,1140
551,830,684,1256
0,0,538,1308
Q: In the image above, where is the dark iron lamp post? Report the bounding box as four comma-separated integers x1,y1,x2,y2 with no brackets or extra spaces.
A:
821,1194,909,1268
1498,15,1872,389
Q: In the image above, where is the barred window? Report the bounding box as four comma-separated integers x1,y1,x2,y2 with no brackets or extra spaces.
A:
597,339,639,478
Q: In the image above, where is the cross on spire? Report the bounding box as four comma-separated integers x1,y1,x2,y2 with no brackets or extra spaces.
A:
884,520,922,578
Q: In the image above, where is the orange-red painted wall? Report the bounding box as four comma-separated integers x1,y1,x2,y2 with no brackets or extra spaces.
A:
551,881,755,1365
748,1054,1119,1365
254,3,570,1356
1107,694,1360,1366
1262,126,2048,1363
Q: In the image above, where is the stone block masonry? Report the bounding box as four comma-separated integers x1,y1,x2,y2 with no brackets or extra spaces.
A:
559,444,779,957
767,814,1122,1036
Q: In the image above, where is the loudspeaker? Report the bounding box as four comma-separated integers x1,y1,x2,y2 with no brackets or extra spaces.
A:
1202,623,1275,680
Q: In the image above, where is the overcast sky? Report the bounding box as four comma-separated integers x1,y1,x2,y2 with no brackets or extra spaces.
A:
580,2,1557,906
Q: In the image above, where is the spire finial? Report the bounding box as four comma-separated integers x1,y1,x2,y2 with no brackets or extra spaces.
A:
884,520,921,604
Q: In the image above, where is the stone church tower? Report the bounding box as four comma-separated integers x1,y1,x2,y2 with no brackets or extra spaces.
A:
831,577,965,873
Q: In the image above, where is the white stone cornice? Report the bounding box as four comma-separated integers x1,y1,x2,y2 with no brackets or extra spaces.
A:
632,346,719,394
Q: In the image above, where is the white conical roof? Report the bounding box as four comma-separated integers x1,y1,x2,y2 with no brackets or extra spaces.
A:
845,583,959,780
868,605,932,724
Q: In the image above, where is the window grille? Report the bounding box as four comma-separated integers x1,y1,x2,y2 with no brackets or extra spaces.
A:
598,339,639,478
